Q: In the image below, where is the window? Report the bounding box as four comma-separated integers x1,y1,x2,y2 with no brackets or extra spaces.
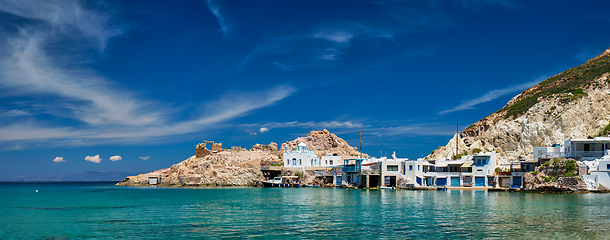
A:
409,165,413,171
286,159,289,165
387,165,398,171
329,160,333,165
299,159,302,165
418,165,420,171
607,164,610,170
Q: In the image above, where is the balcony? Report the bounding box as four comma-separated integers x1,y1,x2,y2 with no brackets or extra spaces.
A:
343,165,357,173
314,171,343,176
360,169,380,175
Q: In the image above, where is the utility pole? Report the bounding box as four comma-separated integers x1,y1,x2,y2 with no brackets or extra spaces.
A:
456,119,459,157
358,130,362,158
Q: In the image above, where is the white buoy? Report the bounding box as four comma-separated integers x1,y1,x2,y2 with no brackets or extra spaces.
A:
36,190,38,192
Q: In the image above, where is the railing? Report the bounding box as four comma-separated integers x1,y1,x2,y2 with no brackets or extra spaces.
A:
570,151,606,158
360,169,380,175
538,151,607,160
314,171,344,176
343,166,357,172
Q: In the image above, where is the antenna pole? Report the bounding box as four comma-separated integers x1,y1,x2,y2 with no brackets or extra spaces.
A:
358,130,362,158
456,119,459,157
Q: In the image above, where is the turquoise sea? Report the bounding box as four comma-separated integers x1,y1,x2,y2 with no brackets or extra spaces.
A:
1,182,610,239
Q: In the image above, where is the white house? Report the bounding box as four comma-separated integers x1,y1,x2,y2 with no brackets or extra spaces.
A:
283,142,320,168
564,137,610,160
320,154,342,167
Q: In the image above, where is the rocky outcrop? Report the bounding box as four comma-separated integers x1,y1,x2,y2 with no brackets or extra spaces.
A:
252,142,278,152
118,143,281,187
428,48,610,165
118,130,365,187
280,129,368,158
522,158,587,192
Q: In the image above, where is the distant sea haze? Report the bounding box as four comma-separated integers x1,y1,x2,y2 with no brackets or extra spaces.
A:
2,171,138,181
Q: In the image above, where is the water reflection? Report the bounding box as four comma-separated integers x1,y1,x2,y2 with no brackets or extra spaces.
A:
4,184,610,239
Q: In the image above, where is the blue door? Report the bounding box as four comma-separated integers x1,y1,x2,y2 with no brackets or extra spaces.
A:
513,176,522,188
437,178,447,186
426,177,433,186
475,177,485,186
335,176,342,185
451,177,460,187
416,177,422,186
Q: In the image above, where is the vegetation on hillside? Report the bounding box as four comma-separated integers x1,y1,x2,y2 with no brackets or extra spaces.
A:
498,51,610,119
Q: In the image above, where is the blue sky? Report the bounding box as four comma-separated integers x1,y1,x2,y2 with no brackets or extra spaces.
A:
1,0,609,179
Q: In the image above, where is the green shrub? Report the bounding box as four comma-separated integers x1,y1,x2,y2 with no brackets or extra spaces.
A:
498,52,610,119
552,158,561,164
542,176,552,182
543,161,551,167
531,171,539,175
472,148,482,154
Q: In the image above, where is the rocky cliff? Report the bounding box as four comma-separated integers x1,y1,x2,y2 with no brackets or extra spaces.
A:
280,129,368,159
522,158,587,192
429,48,610,164
117,130,364,186
117,145,280,187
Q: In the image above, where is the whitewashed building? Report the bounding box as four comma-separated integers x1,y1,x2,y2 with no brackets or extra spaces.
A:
283,142,320,168
320,154,342,167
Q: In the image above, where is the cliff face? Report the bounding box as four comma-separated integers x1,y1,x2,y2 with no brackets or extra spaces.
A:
429,48,610,164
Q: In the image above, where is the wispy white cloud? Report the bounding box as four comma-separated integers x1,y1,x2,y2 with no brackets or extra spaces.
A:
139,156,150,161
438,80,541,115
206,0,231,37
85,155,101,163
0,109,31,117
53,156,65,163
312,29,354,43
0,0,124,52
109,155,122,161
1,34,161,126
259,127,269,133
244,121,363,130
0,85,295,147
240,24,393,69
271,62,294,71
0,1,297,149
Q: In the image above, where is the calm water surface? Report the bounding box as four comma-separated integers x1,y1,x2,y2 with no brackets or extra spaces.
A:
1,182,609,239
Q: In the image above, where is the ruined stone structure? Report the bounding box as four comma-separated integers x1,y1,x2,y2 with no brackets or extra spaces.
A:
252,142,278,152
196,140,223,158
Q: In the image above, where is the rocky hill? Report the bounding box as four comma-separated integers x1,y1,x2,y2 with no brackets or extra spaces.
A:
117,130,364,186
281,129,368,158
429,48,610,164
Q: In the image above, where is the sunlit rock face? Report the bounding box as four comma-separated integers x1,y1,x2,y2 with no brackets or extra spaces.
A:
428,49,610,165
